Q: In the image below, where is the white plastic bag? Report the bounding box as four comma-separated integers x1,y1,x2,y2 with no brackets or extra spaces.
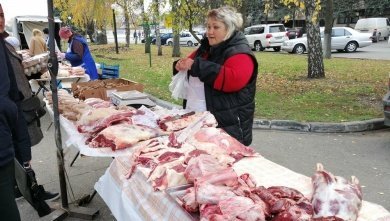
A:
169,71,188,100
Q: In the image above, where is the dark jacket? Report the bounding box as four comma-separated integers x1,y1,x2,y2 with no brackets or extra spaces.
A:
65,35,98,80
180,31,258,145
0,36,32,167
5,41,44,147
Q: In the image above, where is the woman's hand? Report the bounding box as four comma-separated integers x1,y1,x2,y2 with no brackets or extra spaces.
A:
57,52,65,59
175,58,194,71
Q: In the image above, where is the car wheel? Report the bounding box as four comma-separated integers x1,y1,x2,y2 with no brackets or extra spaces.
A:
254,41,263,52
345,41,357,53
168,41,173,46
187,41,193,47
273,47,281,52
293,44,306,54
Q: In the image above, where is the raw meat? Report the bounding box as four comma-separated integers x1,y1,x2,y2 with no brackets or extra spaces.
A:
184,154,231,183
252,185,313,220
180,187,199,213
78,109,137,134
89,123,160,150
159,111,217,132
218,196,266,221
311,163,362,221
188,127,257,161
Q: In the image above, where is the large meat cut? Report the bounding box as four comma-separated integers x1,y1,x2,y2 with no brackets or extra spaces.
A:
89,123,161,150
187,127,257,161
311,163,362,221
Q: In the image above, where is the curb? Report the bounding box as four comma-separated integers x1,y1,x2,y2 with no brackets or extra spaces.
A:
253,118,386,133
148,95,387,133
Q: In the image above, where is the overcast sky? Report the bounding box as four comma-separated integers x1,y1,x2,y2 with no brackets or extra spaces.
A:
2,0,48,25
2,0,48,17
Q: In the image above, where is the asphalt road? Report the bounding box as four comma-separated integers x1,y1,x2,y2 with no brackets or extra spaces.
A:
332,39,390,60
271,38,390,60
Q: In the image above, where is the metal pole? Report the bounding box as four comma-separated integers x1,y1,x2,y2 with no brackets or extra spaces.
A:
112,9,119,54
47,0,69,209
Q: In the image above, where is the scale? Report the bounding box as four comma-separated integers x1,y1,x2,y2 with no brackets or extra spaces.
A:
111,90,156,107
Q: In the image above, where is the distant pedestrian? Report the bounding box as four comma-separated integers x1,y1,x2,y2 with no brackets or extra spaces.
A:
371,29,378,43
42,27,61,53
138,31,141,39
133,31,138,44
29,29,47,56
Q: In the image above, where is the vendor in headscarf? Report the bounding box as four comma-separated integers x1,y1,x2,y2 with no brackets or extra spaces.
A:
58,27,98,80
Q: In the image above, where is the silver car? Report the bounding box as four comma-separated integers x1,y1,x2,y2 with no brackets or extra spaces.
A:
281,27,372,54
244,24,289,52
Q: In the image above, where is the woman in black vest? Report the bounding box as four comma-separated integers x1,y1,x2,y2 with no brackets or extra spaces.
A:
173,6,258,146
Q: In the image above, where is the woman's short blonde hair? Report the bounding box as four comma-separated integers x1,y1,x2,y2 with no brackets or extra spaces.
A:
207,6,243,40
32,29,43,37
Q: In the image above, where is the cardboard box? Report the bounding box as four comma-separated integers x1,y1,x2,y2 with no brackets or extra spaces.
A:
71,78,144,101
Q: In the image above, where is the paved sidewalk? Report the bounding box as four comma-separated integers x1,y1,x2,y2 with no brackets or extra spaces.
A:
17,113,115,220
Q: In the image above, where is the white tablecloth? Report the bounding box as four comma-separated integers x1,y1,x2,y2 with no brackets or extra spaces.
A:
30,74,89,94
95,156,390,221
45,100,136,157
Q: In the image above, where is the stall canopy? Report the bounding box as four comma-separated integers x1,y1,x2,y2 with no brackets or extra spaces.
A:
12,15,62,49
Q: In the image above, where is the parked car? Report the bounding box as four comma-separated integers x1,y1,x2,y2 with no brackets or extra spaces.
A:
355,17,390,41
384,74,390,127
281,27,372,54
244,24,289,52
166,31,202,47
141,34,155,44
151,33,173,45
286,27,304,39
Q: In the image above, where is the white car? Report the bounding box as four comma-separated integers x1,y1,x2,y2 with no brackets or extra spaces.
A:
244,24,289,52
166,31,203,47
281,27,372,54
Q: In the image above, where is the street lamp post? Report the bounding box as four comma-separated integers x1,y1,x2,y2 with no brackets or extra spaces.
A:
111,4,119,54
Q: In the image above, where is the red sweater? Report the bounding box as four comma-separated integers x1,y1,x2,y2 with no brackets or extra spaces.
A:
188,52,254,92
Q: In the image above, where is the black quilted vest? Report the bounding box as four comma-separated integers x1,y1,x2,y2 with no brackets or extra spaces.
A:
193,31,258,146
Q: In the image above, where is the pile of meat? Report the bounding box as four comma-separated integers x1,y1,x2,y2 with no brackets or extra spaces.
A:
125,127,258,191
46,94,249,157
40,63,85,79
176,163,362,221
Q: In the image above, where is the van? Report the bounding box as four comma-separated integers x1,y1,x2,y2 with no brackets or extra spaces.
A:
354,18,390,41
244,24,289,52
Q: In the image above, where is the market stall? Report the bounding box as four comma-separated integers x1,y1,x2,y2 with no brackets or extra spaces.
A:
95,156,390,221
43,87,390,221
30,63,90,95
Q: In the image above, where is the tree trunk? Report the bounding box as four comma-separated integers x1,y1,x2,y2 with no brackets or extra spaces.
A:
86,20,95,43
324,0,334,59
306,0,325,78
145,25,151,54
171,2,180,57
123,3,130,47
156,25,162,56
154,0,162,56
